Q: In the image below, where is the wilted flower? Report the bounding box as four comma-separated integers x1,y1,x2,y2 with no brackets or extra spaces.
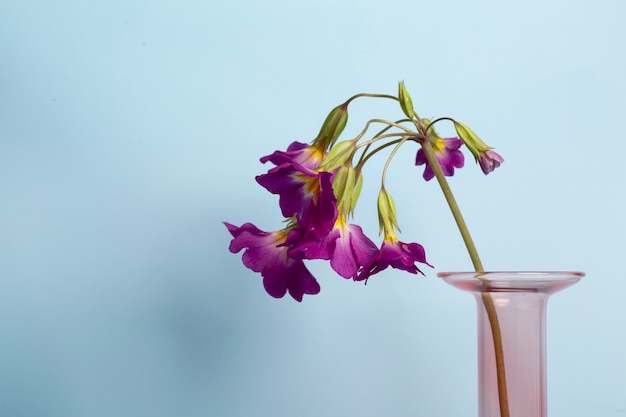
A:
224,222,320,302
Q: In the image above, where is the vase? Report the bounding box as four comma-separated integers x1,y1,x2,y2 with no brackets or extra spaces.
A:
438,271,584,417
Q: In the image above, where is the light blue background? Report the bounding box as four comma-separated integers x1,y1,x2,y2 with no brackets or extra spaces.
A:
1,0,624,416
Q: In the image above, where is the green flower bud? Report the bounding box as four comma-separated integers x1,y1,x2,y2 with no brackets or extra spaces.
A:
454,121,504,174
377,188,400,235
332,165,362,215
319,140,356,172
398,81,415,119
332,166,350,206
313,103,349,151
350,171,363,216
453,121,491,159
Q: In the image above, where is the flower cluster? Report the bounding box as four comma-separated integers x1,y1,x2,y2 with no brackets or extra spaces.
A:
225,83,503,301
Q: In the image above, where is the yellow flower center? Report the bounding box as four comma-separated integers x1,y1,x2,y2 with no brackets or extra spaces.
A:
432,137,445,153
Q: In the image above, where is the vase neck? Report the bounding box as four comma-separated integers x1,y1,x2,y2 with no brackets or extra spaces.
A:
439,272,583,417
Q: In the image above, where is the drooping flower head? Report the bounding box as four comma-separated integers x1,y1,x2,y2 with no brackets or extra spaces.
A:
478,149,504,175
357,233,433,282
256,159,338,238
416,133,465,181
328,219,378,279
284,161,376,280
260,141,325,170
224,222,320,302
288,214,378,280
225,82,502,301
357,187,433,281
259,99,349,172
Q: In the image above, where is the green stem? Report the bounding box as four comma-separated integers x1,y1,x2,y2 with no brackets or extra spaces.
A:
420,140,482,271
420,140,510,417
480,293,510,417
353,119,416,168
344,92,399,106
356,132,414,150
367,118,417,136
356,137,409,171
380,135,412,189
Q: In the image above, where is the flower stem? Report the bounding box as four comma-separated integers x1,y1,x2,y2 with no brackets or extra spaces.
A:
480,293,510,417
419,140,483,271
420,139,510,417
344,92,399,106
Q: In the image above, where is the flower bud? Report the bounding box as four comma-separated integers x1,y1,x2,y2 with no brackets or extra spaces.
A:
453,121,503,174
350,171,363,215
377,188,400,235
313,103,349,151
332,165,363,215
453,121,489,155
398,81,415,119
319,140,356,172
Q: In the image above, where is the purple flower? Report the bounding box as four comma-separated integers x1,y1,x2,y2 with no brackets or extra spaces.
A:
256,162,337,238
260,141,324,170
288,217,378,280
224,222,320,302
416,137,465,181
357,236,433,282
478,149,504,175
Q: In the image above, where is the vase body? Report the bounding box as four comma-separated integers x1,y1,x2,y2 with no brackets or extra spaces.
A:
439,272,583,417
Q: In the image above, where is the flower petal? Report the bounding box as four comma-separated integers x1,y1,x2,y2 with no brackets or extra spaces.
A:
224,222,321,301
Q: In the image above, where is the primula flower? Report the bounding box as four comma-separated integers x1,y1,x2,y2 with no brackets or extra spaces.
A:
416,137,465,181
357,233,433,282
288,215,378,280
256,162,337,238
478,149,504,175
260,141,324,170
225,83,503,301
224,222,320,302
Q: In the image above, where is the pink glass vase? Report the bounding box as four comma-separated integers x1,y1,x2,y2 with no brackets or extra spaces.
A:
438,271,584,417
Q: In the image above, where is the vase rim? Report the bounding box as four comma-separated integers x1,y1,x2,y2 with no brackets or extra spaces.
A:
437,271,585,278
437,271,584,293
